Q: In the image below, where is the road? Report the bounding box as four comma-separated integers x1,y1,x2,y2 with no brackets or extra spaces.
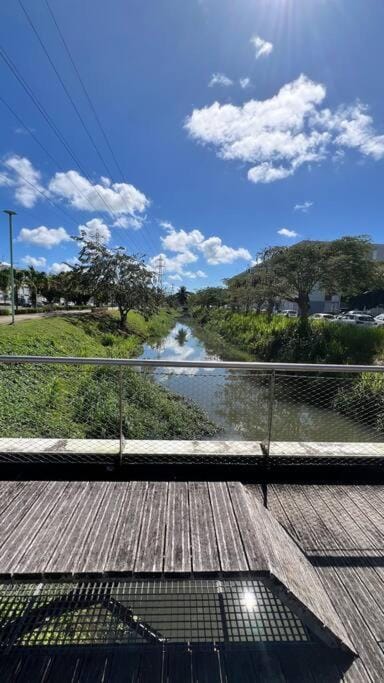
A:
0,309,92,325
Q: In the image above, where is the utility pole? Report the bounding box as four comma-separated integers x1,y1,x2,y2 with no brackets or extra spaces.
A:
3,210,16,325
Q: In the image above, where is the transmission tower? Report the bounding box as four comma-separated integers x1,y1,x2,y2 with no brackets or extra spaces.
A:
154,255,165,290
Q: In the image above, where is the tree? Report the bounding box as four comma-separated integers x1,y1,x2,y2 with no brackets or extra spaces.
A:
248,237,378,318
73,240,159,329
176,286,188,307
191,287,228,309
0,269,9,304
24,267,46,308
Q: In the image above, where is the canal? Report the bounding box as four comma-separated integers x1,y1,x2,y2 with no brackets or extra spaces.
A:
139,320,371,443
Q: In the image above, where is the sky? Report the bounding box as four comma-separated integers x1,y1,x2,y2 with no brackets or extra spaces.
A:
0,0,383,289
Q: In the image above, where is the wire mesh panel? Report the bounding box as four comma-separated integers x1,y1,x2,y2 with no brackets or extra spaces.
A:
139,368,271,441
0,577,311,650
0,362,121,460
270,372,384,450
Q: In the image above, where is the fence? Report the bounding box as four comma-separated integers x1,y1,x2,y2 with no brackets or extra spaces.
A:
0,355,384,463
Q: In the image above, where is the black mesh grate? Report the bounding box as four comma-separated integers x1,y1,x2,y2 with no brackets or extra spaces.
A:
0,577,310,650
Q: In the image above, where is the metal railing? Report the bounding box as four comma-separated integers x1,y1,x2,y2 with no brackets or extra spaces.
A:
0,355,384,463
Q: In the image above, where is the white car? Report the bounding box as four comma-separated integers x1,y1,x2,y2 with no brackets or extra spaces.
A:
278,310,298,318
374,314,384,326
334,313,375,326
309,313,335,320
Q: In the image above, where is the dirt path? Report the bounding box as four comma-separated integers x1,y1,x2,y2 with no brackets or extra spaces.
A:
0,309,92,325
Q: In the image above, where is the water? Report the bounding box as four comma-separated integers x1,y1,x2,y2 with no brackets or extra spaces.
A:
139,321,371,442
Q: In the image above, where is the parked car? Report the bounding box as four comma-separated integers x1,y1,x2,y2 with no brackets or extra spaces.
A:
278,310,298,318
309,313,335,320
374,314,384,326
333,313,375,326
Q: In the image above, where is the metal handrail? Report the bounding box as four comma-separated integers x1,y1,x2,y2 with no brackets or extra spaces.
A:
0,355,384,373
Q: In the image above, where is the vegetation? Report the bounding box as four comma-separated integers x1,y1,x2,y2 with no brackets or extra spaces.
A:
191,308,384,364
226,237,383,317
0,312,217,440
72,240,161,329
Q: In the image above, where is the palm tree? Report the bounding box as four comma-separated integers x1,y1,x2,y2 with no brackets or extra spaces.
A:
177,286,188,307
25,267,46,308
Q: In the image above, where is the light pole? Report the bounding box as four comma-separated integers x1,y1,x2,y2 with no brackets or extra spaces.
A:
3,210,17,324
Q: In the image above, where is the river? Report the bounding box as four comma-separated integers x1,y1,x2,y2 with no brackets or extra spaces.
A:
139,320,371,442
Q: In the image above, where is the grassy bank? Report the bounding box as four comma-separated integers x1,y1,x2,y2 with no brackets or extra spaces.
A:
0,310,217,440
192,308,384,364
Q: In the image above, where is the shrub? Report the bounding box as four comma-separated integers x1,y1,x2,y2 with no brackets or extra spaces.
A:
192,309,384,365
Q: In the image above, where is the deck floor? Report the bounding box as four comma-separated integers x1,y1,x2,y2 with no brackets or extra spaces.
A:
0,480,383,681
247,482,384,683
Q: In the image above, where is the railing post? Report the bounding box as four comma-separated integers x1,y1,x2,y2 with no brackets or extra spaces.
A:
265,369,276,457
118,366,124,466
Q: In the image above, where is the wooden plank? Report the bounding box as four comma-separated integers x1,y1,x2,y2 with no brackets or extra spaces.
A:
189,482,220,573
0,481,48,556
208,482,248,572
11,482,83,574
106,481,148,572
74,482,128,574
282,484,384,682
227,482,267,572
134,482,168,573
0,481,64,574
164,482,191,573
44,482,108,574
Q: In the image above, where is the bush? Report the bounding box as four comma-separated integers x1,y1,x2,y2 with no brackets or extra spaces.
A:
0,309,10,316
192,309,384,365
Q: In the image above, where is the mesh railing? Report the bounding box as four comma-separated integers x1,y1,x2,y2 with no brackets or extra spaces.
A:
0,355,384,462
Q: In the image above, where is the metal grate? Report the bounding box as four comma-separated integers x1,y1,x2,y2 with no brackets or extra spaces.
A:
0,578,311,650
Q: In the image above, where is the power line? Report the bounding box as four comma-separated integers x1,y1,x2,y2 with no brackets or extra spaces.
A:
0,94,108,228
18,0,115,180
0,44,142,253
41,0,159,256
44,0,126,182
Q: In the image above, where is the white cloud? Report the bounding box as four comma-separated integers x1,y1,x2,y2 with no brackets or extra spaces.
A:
78,218,111,244
112,215,143,229
22,255,47,268
209,73,233,88
1,156,44,208
198,236,251,264
278,228,298,238
149,250,198,276
187,270,207,278
49,170,149,220
169,274,182,281
18,226,71,248
162,226,205,253
185,75,384,184
251,35,273,59
248,164,293,184
153,222,251,276
50,262,72,275
239,77,251,89
294,201,313,212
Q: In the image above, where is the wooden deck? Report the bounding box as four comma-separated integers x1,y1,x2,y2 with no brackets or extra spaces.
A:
247,482,384,683
0,479,383,680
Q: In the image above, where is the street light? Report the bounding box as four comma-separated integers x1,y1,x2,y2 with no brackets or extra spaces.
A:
3,210,17,325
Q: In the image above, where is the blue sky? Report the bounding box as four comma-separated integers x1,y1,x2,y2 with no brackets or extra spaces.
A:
0,0,383,288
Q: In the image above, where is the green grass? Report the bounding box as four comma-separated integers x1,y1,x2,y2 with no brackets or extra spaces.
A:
0,310,216,440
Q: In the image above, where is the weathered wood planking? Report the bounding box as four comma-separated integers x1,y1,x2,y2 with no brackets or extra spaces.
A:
189,482,220,573
164,482,191,573
208,482,248,572
134,481,168,573
106,481,148,573
264,483,384,683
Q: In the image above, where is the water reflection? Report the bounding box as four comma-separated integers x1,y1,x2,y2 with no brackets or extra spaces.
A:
141,321,372,442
